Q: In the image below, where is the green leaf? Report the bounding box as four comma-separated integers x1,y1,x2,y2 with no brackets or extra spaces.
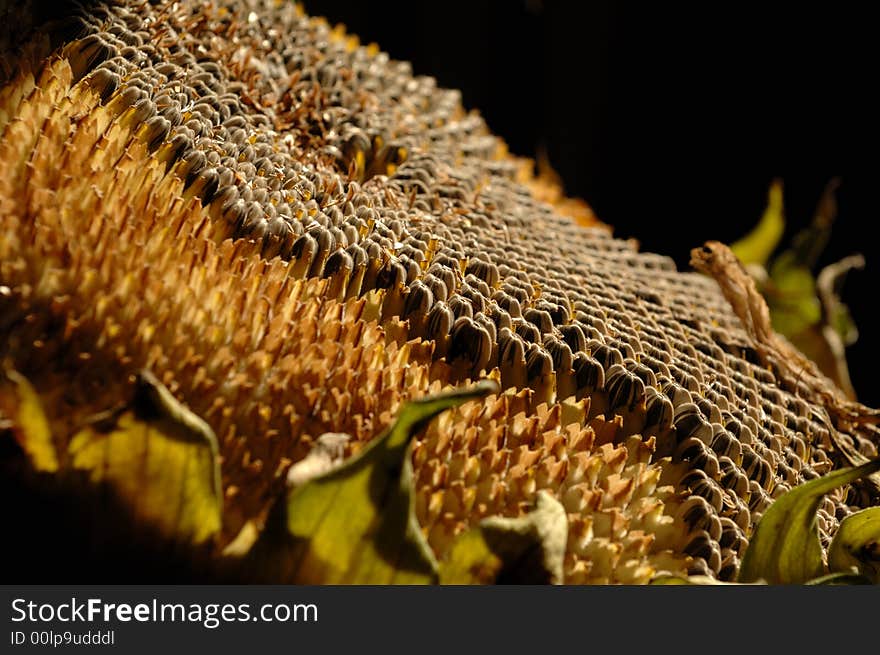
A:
738,458,880,584
767,253,822,335
0,369,59,472
731,179,785,267
68,370,222,545
827,507,880,583
438,491,568,584
251,380,499,584
437,528,503,584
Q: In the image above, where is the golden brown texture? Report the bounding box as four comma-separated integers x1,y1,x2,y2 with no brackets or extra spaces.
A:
1,0,877,583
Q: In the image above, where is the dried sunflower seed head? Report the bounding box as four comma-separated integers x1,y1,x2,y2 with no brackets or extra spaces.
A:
1,0,876,583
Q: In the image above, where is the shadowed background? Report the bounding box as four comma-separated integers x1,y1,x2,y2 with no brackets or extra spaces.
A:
306,0,879,404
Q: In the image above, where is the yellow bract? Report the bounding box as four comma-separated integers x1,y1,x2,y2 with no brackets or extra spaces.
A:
828,507,880,583
739,459,880,584
731,179,785,266
68,372,222,546
1,369,59,473
439,491,568,584
248,380,498,584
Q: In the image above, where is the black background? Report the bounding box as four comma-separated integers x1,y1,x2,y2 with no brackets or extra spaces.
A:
307,0,878,404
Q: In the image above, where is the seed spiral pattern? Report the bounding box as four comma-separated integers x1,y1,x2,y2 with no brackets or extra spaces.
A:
1,0,877,583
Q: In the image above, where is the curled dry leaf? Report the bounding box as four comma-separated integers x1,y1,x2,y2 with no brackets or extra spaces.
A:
438,491,568,585
827,507,880,583
68,370,223,546
244,380,499,584
286,432,351,489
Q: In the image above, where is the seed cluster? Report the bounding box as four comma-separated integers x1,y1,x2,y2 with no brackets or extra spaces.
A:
416,393,693,584
1,0,876,582
0,53,445,538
